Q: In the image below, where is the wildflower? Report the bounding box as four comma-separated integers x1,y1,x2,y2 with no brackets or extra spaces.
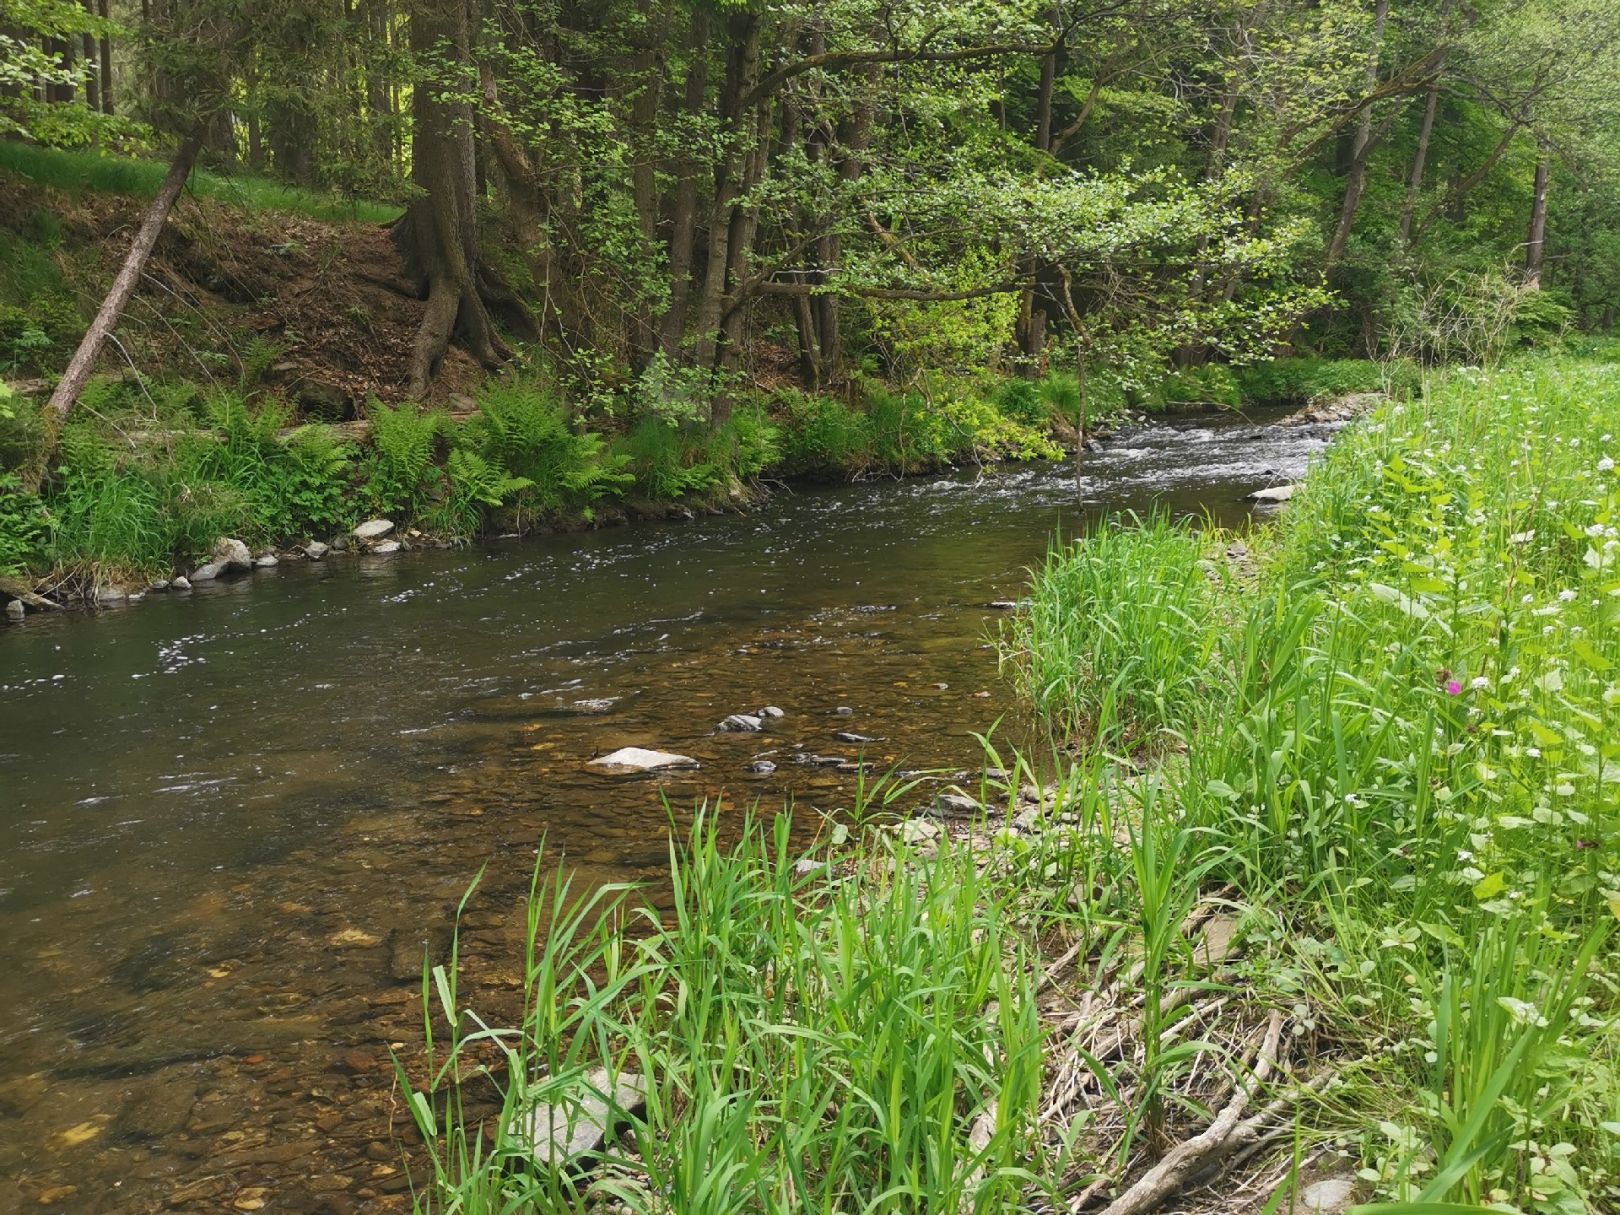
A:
1471,676,1490,690
1560,589,1578,602
1600,456,1616,473
1446,680,1463,696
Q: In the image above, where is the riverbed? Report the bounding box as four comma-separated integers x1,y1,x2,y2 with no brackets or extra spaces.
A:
0,409,1325,1213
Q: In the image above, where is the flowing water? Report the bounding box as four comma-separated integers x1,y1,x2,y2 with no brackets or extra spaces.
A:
0,409,1327,1213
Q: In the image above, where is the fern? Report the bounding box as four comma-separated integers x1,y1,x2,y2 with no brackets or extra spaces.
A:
474,382,630,513
366,400,446,517
429,448,533,542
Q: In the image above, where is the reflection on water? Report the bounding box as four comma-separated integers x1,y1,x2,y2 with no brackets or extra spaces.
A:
0,409,1325,1212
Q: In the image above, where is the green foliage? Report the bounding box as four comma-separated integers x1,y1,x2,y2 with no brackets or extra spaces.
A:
1003,514,1223,742
776,392,874,477
363,401,447,519
427,448,533,543
469,382,631,515
1008,357,1620,1212
1235,357,1421,404
0,472,50,574
404,809,1045,1215
618,417,725,500
1152,364,1243,410
0,142,401,225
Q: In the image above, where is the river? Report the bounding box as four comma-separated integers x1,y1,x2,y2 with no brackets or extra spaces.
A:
0,408,1325,1213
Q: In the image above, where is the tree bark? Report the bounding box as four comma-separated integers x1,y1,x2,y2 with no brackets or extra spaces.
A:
1399,75,1441,242
394,0,511,398
1525,150,1550,288
1325,0,1390,270
657,4,710,360
25,133,203,493
98,0,113,113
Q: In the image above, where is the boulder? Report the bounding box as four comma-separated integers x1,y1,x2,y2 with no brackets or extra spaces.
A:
1244,483,1297,504
211,537,254,572
188,562,224,583
303,541,330,560
254,554,279,568
758,705,785,719
514,1067,646,1170
96,586,128,606
4,600,23,622
353,519,396,542
718,713,764,733
149,580,170,592
171,576,192,592
586,747,699,774
1298,1175,1358,1213
368,540,402,555
931,792,983,818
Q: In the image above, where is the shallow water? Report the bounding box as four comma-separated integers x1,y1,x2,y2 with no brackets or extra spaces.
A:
0,409,1326,1212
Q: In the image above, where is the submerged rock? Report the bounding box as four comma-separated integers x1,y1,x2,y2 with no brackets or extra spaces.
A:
514,1066,646,1170
746,759,777,775
758,705,785,719
4,599,24,622
368,540,402,555
834,731,879,744
586,747,699,773
353,519,395,542
254,554,279,568
718,713,764,733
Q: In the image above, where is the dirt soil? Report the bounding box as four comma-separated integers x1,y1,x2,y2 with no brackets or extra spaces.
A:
0,175,483,413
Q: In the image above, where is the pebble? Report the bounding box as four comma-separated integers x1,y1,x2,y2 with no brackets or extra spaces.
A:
745,760,777,775
758,705,785,718
833,706,854,717
718,713,764,733
171,576,192,591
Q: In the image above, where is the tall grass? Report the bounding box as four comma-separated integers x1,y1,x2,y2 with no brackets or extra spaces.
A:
0,140,401,224
1004,358,1620,1211
402,808,1051,1214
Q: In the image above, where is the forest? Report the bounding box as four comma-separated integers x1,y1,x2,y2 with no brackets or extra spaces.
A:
3,4,1620,1215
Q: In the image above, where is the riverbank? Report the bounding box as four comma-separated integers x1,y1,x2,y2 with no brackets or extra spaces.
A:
401,355,1620,1215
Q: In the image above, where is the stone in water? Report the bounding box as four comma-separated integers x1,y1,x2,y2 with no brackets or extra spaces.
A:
586,747,698,773
516,1067,646,1169
353,519,396,541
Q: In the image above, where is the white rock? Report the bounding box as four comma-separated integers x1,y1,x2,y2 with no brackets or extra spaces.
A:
1299,1176,1357,1213
4,600,24,622
368,540,402,555
211,537,253,572
586,747,699,773
149,580,170,592
901,819,940,844
254,554,279,568
1245,483,1297,503
353,519,396,541
189,562,224,583
758,705,785,718
303,541,330,560
515,1067,646,1169
718,713,764,733
171,576,192,591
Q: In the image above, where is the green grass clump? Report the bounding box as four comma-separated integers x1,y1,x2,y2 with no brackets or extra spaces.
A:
0,141,401,225
1005,356,1620,1210
1003,514,1223,743
403,809,1048,1214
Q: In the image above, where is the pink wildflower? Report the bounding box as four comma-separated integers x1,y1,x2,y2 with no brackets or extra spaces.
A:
1445,680,1462,696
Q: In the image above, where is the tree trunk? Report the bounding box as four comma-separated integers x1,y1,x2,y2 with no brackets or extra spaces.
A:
1015,28,1059,373
658,4,710,360
25,133,203,493
1525,150,1550,288
98,0,112,114
394,0,513,399
1326,0,1390,269
80,0,99,113
1399,75,1441,242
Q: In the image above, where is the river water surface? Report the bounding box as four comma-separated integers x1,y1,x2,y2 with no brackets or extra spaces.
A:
0,410,1325,1213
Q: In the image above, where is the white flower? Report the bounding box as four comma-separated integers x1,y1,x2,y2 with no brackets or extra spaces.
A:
1471,676,1490,690
1560,589,1579,602
1600,456,1615,473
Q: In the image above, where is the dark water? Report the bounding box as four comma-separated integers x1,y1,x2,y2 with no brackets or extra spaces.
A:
0,410,1324,1213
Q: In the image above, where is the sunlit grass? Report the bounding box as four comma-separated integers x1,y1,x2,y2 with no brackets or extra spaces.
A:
0,140,401,225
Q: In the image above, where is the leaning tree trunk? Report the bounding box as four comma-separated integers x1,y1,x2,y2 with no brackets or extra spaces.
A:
394,0,509,399
1399,75,1441,242
24,132,203,492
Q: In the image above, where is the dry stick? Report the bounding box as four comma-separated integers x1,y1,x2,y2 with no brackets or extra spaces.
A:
1088,1010,1285,1215
23,131,204,493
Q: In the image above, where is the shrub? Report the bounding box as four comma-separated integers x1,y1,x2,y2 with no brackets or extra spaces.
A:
0,472,49,574
363,401,448,518
1234,357,1420,404
618,417,724,500
775,392,873,476
471,382,631,516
